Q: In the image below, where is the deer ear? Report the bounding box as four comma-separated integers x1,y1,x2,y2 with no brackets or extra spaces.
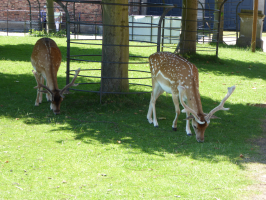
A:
184,115,195,120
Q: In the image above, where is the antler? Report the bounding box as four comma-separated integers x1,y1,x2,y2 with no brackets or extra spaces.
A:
178,86,205,124
204,85,236,123
32,70,53,94
60,68,81,96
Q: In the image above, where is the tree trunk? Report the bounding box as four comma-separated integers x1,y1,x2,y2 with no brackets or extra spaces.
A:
47,0,55,33
212,0,224,42
101,0,129,93
176,0,198,55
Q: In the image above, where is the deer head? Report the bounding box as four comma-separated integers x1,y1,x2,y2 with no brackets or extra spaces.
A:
178,85,235,142
32,69,80,115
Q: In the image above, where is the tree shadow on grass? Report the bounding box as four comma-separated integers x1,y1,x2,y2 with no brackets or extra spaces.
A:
1,42,266,168
1,41,266,81
47,93,266,169
1,68,264,169
0,43,103,63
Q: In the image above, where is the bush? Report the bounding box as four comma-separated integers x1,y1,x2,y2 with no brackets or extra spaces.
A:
29,29,67,38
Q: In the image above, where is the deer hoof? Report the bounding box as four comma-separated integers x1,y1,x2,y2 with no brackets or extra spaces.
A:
147,119,153,124
154,125,159,128
172,127,177,131
187,133,192,136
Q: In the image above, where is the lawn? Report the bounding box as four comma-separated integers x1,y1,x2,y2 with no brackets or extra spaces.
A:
0,36,266,199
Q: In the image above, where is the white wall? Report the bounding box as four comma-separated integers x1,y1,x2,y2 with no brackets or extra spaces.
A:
257,0,265,14
129,15,181,44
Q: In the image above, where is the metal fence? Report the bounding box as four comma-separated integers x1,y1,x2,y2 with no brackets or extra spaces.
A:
0,0,246,100
0,0,246,48
54,0,223,102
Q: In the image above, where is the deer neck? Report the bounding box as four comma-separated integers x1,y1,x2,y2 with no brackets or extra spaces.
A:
184,78,204,115
44,64,59,91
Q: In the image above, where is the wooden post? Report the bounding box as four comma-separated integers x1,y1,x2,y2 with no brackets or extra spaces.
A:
101,0,129,94
251,0,258,52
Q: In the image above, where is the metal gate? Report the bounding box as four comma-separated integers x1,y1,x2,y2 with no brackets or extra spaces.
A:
264,1,266,32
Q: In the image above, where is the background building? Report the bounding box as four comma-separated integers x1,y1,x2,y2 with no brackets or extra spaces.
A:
0,0,265,33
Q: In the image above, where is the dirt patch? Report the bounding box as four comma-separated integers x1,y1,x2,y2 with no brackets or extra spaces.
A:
243,118,266,199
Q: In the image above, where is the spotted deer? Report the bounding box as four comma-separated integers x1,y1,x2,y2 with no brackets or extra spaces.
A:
31,38,80,115
147,52,235,142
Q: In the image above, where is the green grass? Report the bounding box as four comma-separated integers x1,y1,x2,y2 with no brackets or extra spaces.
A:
0,36,266,199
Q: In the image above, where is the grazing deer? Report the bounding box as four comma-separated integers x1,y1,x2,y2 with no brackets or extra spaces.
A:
147,52,235,142
31,38,80,115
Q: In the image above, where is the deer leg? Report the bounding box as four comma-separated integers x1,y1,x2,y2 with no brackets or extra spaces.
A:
35,89,40,106
45,80,52,102
38,76,44,104
147,93,154,124
171,93,180,131
147,79,164,127
147,78,156,124
48,82,53,111
185,112,192,136
33,71,42,106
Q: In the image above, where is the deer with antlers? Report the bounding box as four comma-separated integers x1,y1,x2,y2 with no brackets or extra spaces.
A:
31,38,80,115
147,52,235,142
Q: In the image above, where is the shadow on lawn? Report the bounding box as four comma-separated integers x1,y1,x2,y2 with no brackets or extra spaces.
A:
0,43,102,63
38,92,266,168
1,42,266,81
1,71,265,169
185,53,266,81
1,43,266,168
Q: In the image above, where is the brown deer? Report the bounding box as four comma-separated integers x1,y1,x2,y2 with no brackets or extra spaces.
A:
147,52,235,142
31,38,80,115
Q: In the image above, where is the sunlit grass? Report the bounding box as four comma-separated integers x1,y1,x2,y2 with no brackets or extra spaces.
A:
0,36,266,199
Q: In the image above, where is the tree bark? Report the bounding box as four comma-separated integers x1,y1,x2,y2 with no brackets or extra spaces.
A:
176,0,198,55
251,0,259,52
101,0,129,93
47,0,55,33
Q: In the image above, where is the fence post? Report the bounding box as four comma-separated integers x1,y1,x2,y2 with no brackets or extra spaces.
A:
150,16,152,43
56,0,71,85
26,0,32,33
36,0,41,31
157,7,174,52
132,16,135,41
170,16,172,44
216,0,227,57
7,9,8,36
